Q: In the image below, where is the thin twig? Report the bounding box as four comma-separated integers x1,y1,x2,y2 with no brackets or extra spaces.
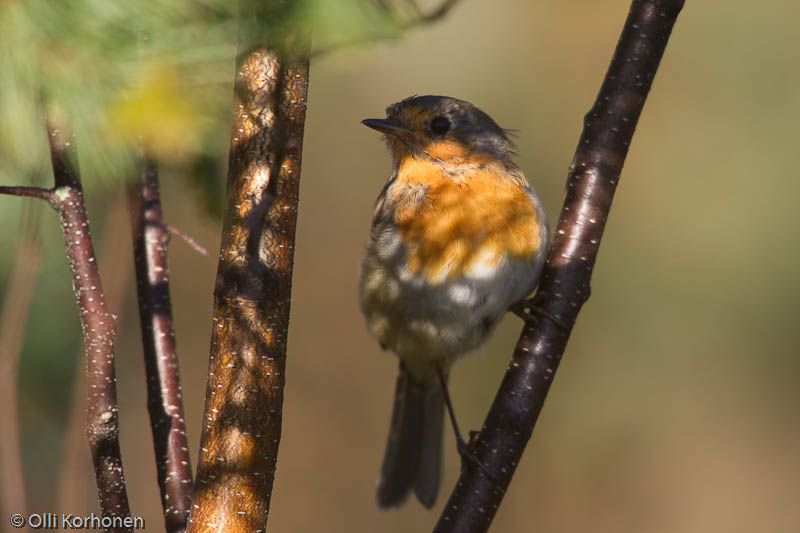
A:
129,156,193,533
311,0,463,57
0,201,42,522
418,0,460,21
435,1,686,531
164,223,209,256
0,185,54,202
186,44,310,533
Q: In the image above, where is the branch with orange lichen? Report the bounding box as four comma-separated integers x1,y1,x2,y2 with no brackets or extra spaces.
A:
186,41,310,533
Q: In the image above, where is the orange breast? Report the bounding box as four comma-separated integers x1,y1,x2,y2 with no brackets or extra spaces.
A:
392,157,540,283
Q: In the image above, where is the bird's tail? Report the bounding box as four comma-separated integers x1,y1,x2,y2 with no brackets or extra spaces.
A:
376,363,444,509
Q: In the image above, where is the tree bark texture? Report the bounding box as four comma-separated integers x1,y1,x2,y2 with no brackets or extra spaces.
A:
187,48,309,533
435,1,686,531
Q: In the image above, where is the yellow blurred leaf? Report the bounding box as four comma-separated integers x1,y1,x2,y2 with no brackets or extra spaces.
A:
110,64,200,161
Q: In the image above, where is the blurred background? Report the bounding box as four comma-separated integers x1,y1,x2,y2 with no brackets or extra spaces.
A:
1,0,799,531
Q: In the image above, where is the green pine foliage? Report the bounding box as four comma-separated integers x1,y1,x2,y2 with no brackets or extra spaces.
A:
0,0,418,188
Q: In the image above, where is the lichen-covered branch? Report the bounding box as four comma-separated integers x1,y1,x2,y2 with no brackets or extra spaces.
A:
435,1,686,531
186,45,309,533
129,157,193,532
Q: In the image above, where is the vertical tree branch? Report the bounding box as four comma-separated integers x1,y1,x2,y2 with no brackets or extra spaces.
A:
0,203,42,522
57,197,133,520
46,122,132,531
129,157,193,533
186,42,310,533
435,1,686,531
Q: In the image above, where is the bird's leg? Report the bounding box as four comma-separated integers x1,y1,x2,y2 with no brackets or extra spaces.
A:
436,365,501,485
510,290,577,332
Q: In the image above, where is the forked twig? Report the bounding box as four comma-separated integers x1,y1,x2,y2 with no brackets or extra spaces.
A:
0,119,132,531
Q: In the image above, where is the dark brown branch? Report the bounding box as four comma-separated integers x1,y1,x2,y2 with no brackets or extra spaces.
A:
46,122,132,531
186,45,310,532
310,0,462,57
0,185,54,202
57,198,132,520
129,157,193,533
0,203,42,522
435,1,686,531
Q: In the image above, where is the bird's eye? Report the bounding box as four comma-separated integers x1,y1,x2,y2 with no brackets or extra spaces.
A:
430,116,450,135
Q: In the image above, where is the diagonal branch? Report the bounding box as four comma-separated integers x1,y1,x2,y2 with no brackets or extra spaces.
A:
129,156,193,533
311,0,463,57
163,223,209,256
434,0,686,531
417,0,461,22
186,42,310,533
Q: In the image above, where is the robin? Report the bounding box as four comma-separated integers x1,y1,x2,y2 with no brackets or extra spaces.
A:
359,95,549,508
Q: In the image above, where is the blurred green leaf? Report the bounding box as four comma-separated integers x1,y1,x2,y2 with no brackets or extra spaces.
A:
0,0,413,188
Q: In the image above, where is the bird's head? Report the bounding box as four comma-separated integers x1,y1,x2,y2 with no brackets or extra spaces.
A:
362,95,515,165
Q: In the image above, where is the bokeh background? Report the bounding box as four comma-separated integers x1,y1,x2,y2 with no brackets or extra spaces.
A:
2,0,799,531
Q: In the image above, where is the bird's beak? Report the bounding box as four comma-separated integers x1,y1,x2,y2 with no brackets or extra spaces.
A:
361,118,411,137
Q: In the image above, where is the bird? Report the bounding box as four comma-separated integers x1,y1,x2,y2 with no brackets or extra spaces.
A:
359,95,549,509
